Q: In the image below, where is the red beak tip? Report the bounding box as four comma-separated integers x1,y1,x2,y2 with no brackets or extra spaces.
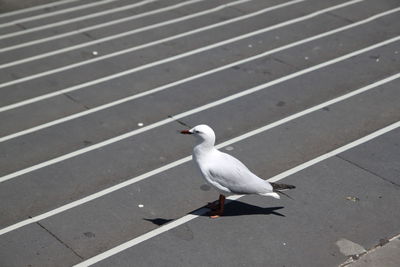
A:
180,130,192,134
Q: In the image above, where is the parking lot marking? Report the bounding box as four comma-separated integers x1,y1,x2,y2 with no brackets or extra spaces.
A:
0,0,82,19
0,35,398,184
0,72,398,237
0,0,160,40
1,6,398,142
0,0,297,54
0,0,127,28
0,0,361,109
73,119,400,266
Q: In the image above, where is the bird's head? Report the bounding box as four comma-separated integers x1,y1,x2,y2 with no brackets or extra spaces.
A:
180,124,216,146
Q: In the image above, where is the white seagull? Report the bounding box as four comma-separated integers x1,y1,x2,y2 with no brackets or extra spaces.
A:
181,124,295,218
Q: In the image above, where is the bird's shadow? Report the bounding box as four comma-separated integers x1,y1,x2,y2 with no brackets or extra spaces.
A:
143,218,174,226
199,200,285,217
143,201,285,226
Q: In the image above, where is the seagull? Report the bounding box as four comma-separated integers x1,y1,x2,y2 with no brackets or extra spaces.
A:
181,124,295,218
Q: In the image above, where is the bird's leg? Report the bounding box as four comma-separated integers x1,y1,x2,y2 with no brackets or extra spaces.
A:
209,194,225,219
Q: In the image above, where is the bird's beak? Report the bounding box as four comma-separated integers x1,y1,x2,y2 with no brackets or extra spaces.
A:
180,129,193,135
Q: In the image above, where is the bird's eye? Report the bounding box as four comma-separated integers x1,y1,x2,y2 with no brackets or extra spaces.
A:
195,130,201,133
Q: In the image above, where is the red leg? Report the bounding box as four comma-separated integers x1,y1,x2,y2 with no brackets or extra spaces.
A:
209,194,225,218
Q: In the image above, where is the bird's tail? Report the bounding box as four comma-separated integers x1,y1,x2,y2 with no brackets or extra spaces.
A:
270,182,296,200
270,182,296,191
260,192,281,199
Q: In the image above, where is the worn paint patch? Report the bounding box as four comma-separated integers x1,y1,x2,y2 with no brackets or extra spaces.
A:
342,236,400,267
336,238,366,256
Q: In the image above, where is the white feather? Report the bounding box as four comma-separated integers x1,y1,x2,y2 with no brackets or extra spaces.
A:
188,125,277,198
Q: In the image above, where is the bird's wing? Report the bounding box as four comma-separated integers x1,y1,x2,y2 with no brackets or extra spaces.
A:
204,151,273,195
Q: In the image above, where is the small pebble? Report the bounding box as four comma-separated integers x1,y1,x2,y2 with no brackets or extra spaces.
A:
305,56,309,60
225,146,234,151
138,204,144,208
92,51,98,56
395,51,398,54
248,44,253,48
345,196,360,202
138,122,144,127
283,242,287,246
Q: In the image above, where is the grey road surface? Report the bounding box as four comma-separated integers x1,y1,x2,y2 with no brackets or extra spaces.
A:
0,0,399,266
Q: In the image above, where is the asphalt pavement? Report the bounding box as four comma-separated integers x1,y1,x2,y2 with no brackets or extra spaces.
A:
0,0,399,266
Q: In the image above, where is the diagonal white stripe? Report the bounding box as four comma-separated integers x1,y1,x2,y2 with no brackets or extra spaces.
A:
0,35,398,184
0,0,272,54
0,0,126,28
73,119,400,266
0,0,201,41
0,0,361,110
0,71,398,237
0,0,303,74
1,5,399,142
0,0,82,19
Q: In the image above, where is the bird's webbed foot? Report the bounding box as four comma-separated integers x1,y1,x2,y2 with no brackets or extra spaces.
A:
208,210,223,219
207,194,225,218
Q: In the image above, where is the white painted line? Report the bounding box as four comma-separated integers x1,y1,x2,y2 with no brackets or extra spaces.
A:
74,209,204,267
268,121,400,182
0,0,302,75
0,0,126,28
0,155,192,237
0,0,81,19
0,0,360,107
1,6,398,142
0,0,253,70
216,74,400,151
0,0,252,70
73,119,400,266
0,0,196,40
0,72,398,238
0,0,203,53
0,35,398,184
